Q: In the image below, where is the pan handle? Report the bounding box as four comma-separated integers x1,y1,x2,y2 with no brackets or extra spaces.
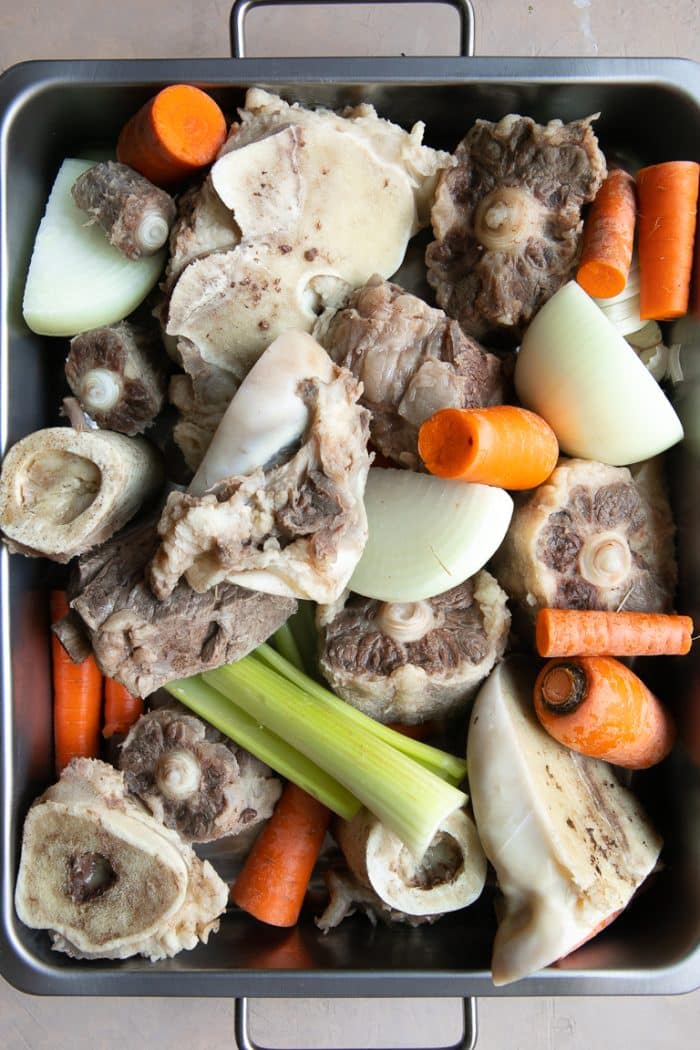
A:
229,0,475,58
234,996,478,1050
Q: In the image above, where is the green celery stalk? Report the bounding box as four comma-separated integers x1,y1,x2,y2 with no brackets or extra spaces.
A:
164,676,360,821
270,622,305,672
253,643,467,786
202,658,468,859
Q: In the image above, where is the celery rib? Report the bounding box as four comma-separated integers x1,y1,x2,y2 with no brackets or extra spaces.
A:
164,676,360,821
253,643,467,786
270,622,305,673
202,659,467,859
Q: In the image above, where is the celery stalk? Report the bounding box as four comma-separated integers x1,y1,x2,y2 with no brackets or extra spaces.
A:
202,659,468,858
270,622,305,672
164,676,360,821
253,643,467,786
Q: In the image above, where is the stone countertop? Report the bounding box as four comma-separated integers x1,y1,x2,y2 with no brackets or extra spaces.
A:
1,2,699,1048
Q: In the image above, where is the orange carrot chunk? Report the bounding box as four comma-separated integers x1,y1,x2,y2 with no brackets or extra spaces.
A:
577,168,637,298
117,84,227,187
418,405,559,490
231,783,331,927
534,656,676,769
536,609,694,658
50,591,103,776
636,161,700,320
102,678,144,739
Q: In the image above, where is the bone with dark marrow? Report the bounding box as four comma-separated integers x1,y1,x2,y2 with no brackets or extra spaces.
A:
0,426,163,562
119,706,282,843
317,573,510,725
53,513,296,697
65,321,168,436
14,758,228,961
316,806,485,930
149,330,371,604
71,161,176,260
162,88,452,468
426,114,607,344
492,457,677,625
467,658,662,985
314,276,506,469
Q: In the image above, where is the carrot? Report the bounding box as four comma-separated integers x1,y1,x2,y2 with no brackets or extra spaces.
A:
533,655,676,769
535,609,694,658
50,591,103,776
636,161,700,320
577,168,637,298
418,405,559,490
231,782,330,927
102,678,144,739
117,84,227,187
692,191,700,318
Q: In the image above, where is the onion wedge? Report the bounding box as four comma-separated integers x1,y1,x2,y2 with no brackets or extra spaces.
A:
23,160,165,337
349,468,513,602
515,282,683,465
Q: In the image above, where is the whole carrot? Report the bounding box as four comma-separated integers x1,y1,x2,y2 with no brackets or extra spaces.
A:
102,678,144,738
117,84,227,187
577,169,637,299
536,609,694,658
50,591,103,776
636,161,700,320
231,782,330,927
418,405,559,490
534,656,676,769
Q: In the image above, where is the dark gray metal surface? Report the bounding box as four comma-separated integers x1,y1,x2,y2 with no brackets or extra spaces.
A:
1,55,700,999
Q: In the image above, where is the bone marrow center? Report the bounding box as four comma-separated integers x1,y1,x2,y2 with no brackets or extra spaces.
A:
475,187,542,252
18,450,101,524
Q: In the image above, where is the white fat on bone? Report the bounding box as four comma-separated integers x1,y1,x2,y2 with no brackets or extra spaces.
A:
166,90,452,382
189,329,336,495
467,658,662,986
150,330,370,603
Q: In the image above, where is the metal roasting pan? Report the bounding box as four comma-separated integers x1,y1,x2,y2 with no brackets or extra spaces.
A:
1,1,700,1046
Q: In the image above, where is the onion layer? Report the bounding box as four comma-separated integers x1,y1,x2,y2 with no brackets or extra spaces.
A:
349,468,513,602
514,282,683,466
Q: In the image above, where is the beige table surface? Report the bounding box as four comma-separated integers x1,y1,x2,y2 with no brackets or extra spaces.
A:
1,2,700,1048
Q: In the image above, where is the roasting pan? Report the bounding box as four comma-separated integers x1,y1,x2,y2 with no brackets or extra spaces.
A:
1,0,700,1045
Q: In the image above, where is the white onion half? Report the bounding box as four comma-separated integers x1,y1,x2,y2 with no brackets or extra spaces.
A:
514,282,683,466
348,468,513,602
22,160,165,337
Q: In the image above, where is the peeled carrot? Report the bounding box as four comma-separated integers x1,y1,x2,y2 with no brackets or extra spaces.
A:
117,84,227,186
231,783,330,927
418,405,559,490
577,168,637,298
636,161,700,320
536,609,694,658
102,678,144,739
534,656,676,769
50,591,103,776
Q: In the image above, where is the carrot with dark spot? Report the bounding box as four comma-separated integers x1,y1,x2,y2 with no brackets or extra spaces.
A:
534,655,676,769
577,168,637,299
50,591,103,775
418,405,559,490
231,782,330,927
